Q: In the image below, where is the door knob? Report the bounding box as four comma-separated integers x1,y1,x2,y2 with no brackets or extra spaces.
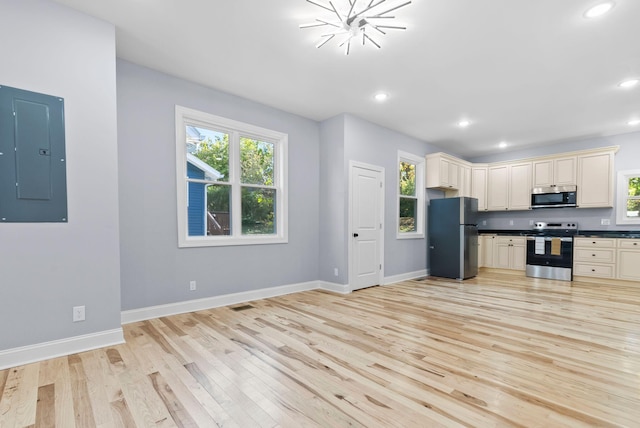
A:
353,233,359,237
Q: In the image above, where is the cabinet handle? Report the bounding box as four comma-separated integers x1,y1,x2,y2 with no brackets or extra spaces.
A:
634,243,638,246
592,241,596,244
592,269,596,272
592,254,596,257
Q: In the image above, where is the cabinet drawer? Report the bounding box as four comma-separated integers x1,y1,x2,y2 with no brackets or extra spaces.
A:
574,238,616,248
496,236,525,246
618,239,640,249
574,248,616,263
574,262,615,278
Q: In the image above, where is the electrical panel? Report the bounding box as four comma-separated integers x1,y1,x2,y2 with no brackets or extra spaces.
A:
0,85,67,222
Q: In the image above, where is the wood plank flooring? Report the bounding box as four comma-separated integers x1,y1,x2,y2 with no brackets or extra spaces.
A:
1,271,640,427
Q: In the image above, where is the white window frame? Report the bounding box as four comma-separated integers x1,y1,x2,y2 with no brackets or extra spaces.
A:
176,105,288,247
397,151,425,239
616,169,640,225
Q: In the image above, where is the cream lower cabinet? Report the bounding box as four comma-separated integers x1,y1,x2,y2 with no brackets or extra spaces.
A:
480,235,496,267
573,238,616,279
494,236,526,270
617,239,640,281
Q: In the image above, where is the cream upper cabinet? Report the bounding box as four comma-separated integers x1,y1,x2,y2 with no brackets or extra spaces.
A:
508,162,532,210
487,165,509,210
459,164,472,197
426,153,460,190
425,146,616,210
471,166,488,211
554,156,577,186
487,162,531,211
577,151,614,208
532,156,577,187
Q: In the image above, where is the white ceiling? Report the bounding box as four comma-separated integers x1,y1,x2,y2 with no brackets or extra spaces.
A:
52,0,640,157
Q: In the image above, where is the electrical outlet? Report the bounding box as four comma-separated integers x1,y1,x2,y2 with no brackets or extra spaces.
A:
334,268,339,277
529,220,534,226
482,220,487,226
189,280,197,291
73,306,85,322
509,220,514,226
601,219,611,226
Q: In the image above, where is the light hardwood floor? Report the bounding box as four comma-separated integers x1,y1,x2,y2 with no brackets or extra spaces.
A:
1,271,640,427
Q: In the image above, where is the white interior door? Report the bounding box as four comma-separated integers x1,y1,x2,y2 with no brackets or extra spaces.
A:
350,163,384,291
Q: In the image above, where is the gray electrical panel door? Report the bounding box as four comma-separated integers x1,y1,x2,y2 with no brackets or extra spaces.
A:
0,85,67,222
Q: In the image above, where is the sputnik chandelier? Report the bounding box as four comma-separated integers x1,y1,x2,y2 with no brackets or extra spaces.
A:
300,0,412,55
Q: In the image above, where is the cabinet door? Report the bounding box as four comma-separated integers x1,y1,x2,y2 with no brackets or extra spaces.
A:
553,156,577,186
617,249,640,281
484,236,495,267
487,165,508,211
495,242,511,269
511,244,526,270
459,165,471,197
508,162,532,210
447,160,460,189
471,167,488,211
532,160,553,187
577,152,613,208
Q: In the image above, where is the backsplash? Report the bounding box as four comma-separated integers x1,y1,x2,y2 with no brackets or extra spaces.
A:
476,207,639,231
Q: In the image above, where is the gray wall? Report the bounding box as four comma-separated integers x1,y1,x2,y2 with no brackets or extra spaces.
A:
319,116,347,283
470,132,640,231
318,114,445,282
0,0,122,350
117,61,321,311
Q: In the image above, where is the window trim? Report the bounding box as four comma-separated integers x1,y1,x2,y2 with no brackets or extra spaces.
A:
397,151,425,239
176,105,288,247
616,169,640,225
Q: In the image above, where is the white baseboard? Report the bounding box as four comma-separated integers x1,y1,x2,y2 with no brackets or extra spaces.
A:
0,328,124,371
383,269,429,285
121,280,324,324
318,281,351,294
0,270,427,370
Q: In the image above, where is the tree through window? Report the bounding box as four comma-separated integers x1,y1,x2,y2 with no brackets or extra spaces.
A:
176,106,288,247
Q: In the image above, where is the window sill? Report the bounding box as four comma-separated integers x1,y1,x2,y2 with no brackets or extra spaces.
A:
178,235,288,248
396,232,425,240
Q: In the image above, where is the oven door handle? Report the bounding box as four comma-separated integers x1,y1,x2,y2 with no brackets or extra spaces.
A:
526,237,573,242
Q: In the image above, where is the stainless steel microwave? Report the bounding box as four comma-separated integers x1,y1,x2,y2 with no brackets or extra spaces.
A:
531,185,577,209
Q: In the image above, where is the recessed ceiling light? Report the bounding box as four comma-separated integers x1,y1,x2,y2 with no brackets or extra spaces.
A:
374,92,389,102
584,2,615,18
618,79,639,89
458,120,471,128
499,141,508,149
628,119,640,126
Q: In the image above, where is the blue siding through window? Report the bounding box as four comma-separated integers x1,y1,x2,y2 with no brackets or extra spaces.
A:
187,162,205,236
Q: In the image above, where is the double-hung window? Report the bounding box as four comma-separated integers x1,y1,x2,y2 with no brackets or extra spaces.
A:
616,170,640,225
397,151,425,238
176,106,288,247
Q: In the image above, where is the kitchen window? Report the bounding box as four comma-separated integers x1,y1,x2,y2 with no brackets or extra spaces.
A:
397,151,424,239
616,169,640,225
175,106,288,247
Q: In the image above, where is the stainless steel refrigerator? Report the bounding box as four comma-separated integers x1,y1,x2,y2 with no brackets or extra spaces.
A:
428,197,479,280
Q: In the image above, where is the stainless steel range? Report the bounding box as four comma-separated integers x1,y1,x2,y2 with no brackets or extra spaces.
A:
525,222,578,281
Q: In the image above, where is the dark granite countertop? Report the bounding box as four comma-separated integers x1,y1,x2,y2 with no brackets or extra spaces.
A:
478,229,640,238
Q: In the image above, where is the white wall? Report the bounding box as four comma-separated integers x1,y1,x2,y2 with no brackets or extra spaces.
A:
0,0,122,352
116,60,321,311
